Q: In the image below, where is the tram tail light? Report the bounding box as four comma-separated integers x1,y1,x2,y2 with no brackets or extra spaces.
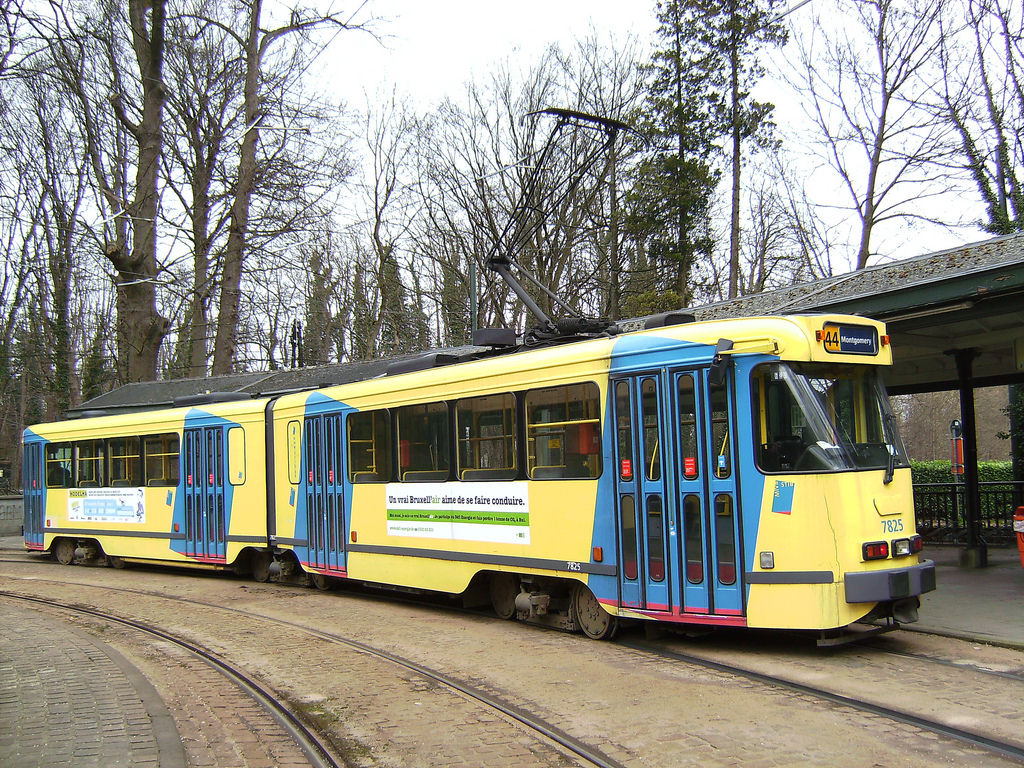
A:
910,535,924,553
862,541,889,560
892,538,912,557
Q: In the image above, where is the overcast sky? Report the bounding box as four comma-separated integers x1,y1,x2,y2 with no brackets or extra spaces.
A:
294,0,988,267
315,1,656,106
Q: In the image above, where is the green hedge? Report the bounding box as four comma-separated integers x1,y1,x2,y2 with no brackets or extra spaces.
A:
910,460,1013,485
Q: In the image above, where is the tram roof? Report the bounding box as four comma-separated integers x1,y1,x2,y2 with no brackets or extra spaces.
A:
68,232,1024,418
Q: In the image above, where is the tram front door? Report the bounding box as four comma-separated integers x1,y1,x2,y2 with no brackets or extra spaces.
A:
672,368,744,618
612,375,671,612
612,368,744,618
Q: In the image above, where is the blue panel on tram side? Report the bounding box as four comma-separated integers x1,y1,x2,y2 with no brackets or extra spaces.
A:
731,356,770,604
170,408,242,558
294,392,350,569
586,394,624,605
609,334,715,372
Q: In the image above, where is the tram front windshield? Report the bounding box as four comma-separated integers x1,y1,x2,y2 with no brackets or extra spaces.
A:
753,362,909,473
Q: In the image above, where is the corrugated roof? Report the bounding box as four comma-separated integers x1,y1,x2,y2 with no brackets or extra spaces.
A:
694,231,1024,320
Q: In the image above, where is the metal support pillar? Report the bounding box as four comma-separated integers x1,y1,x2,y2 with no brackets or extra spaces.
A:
951,349,987,567
1011,383,1023,509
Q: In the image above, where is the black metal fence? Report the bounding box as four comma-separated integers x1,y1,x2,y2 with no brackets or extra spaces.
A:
913,482,1024,545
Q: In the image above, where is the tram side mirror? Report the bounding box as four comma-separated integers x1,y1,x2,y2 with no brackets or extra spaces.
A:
708,338,735,387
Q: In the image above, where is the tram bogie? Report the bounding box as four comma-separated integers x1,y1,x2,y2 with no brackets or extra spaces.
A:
23,313,936,639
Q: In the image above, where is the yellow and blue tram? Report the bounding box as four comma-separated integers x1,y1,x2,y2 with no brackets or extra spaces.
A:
23,314,936,640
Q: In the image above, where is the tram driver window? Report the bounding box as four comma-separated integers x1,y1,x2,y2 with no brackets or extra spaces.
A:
45,443,73,488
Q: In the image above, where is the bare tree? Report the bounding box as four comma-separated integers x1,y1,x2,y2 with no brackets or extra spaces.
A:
937,0,1024,233
211,0,371,374
40,0,170,382
793,0,955,268
162,0,243,377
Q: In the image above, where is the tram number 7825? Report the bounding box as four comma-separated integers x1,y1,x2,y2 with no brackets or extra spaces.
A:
881,518,904,534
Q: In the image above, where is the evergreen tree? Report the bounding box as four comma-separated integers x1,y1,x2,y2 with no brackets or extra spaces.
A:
627,0,721,308
705,0,787,298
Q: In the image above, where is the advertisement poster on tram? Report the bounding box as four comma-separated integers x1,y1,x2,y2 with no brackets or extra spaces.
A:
66,488,147,524
385,482,530,544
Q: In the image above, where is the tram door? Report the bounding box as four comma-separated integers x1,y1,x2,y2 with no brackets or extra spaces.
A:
23,443,44,548
673,368,744,617
303,415,345,572
612,376,671,612
183,427,227,561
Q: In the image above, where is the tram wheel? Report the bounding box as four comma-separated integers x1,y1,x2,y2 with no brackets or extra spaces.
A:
310,573,333,591
53,539,75,566
489,572,519,619
108,556,129,570
250,551,273,583
571,583,618,640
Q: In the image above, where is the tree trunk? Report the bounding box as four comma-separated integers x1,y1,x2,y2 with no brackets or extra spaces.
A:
188,162,212,377
212,0,262,375
112,0,169,383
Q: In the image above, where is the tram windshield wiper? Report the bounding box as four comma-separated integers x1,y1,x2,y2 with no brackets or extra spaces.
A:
882,412,897,485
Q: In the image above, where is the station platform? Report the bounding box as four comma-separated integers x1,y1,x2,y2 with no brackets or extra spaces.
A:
0,537,1021,767
913,545,1024,650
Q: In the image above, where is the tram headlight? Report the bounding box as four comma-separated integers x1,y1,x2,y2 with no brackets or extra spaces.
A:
862,541,889,560
892,538,912,557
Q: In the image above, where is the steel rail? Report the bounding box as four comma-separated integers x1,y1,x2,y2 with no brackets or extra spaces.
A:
619,638,1024,763
0,574,623,768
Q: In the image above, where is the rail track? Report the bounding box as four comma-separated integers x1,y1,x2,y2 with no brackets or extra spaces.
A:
3,554,1024,765
0,567,624,768
1,591,342,768
619,637,1024,763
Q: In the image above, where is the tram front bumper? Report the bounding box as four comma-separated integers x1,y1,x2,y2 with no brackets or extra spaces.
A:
844,559,936,603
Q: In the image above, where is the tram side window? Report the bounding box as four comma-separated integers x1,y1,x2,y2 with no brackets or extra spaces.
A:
397,402,450,482
45,443,73,488
348,410,392,482
77,440,105,487
456,393,517,481
525,383,601,480
109,437,142,487
144,434,180,487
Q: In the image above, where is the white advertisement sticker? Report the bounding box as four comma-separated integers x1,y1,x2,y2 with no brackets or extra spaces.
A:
385,482,530,544
68,488,146,524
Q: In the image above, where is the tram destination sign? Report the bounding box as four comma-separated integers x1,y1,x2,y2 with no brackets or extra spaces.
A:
820,323,879,356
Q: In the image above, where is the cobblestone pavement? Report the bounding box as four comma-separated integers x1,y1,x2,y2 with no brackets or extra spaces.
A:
0,601,183,768
3,559,1024,767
